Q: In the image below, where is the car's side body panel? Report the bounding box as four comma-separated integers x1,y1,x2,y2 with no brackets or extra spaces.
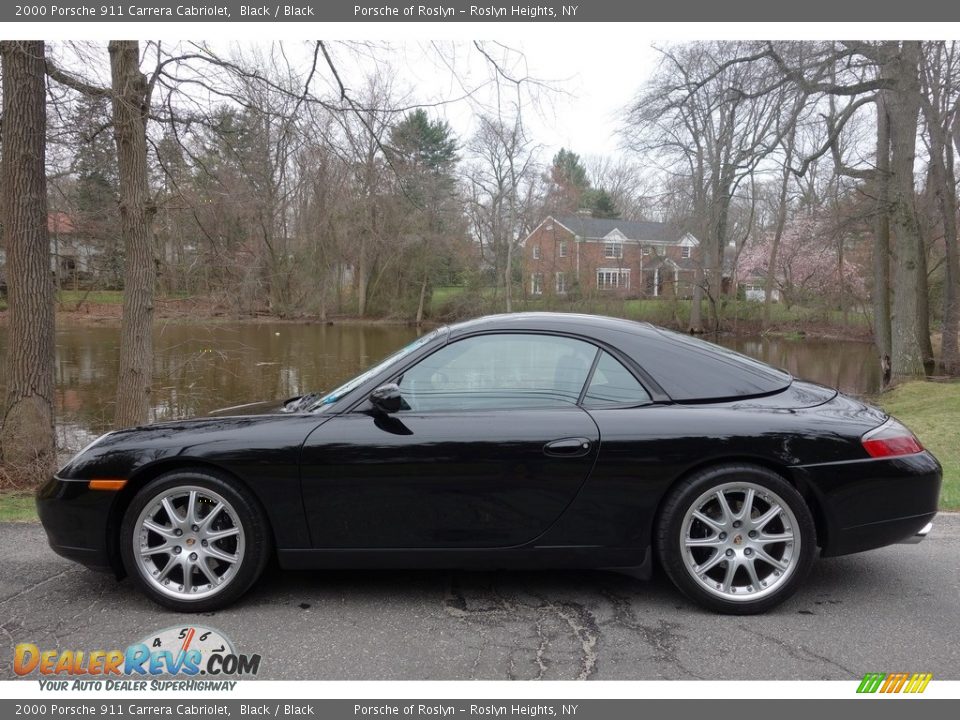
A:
299,407,600,548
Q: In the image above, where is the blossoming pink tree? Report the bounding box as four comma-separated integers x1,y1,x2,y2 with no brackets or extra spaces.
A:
737,216,867,310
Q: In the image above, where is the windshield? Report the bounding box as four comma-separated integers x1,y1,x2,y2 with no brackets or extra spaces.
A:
306,327,446,411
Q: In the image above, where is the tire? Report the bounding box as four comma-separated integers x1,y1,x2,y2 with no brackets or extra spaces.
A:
120,468,271,612
656,464,816,615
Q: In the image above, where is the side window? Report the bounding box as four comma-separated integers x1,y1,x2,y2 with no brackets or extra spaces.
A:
582,352,651,408
397,334,597,412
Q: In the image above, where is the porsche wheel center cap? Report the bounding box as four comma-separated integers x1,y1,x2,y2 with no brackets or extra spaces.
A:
185,537,196,546
733,535,743,545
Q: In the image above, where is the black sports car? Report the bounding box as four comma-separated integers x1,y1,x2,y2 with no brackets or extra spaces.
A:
37,313,940,614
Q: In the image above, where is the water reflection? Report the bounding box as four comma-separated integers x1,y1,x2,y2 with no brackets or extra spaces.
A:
0,322,878,447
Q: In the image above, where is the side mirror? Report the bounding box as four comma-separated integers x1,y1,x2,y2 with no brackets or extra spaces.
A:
370,383,403,414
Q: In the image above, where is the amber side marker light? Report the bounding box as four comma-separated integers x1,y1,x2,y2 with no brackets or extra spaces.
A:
862,419,924,459
88,479,127,491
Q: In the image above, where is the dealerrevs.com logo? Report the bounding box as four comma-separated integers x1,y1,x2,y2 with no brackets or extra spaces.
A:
14,625,260,690
857,672,933,694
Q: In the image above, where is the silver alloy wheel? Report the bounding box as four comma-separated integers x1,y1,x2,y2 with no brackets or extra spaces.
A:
133,485,245,601
679,481,800,602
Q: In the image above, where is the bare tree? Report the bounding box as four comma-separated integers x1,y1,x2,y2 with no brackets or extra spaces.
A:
920,42,960,375
109,41,157,427
0,40,56,478
465,112,539,311
625,42,803,332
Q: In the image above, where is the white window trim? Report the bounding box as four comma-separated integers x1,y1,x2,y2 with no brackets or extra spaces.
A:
596,267,630,290
555,271,566,294
681,246,691,259
532,245,541,260
530,273,543,295
604,242,623,259
558,239,568,258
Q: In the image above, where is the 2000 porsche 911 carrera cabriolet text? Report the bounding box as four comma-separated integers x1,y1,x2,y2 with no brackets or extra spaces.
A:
37,313,941,614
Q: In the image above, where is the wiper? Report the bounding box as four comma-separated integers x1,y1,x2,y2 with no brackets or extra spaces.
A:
283,392,321,412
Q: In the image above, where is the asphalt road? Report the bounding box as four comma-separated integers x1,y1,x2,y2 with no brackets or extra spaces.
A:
1,516,958,681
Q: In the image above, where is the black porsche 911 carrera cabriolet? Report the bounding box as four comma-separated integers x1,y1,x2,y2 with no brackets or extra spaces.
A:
37,313,940,614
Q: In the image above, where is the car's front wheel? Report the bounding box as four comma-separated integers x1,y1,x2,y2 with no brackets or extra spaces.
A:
120,469,271,612
656,464,816,614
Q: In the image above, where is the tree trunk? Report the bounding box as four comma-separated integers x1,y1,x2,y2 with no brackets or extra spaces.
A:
689,270,703,332
109,40,156,428
415,275,428,326
936,113,960,374
886,42,928,380
763,162,792,330
874,94,893,385
0,40,56,477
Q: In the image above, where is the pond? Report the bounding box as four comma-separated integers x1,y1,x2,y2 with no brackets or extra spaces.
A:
0,321,880,449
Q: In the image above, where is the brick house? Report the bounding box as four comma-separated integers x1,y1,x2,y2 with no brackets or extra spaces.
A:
521,214,700,298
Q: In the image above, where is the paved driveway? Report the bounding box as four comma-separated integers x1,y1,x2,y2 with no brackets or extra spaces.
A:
1,516,958,680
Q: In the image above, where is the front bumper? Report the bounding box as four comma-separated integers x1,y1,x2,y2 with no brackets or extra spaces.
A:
795,450,941,557
36,475,121,573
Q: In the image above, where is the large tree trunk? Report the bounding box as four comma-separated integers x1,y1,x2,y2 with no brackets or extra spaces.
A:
873,95,893,384
109,40,156,428
763,162,792,330
886,42,929,380
0,41,56,478
942,136,960,375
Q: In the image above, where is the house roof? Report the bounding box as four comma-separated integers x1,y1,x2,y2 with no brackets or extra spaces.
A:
551,214,679,243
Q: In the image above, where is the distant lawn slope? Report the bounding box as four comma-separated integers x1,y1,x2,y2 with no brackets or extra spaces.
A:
878,381,960,510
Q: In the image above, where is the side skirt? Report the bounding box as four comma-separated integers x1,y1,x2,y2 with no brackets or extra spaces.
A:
277,545,650,578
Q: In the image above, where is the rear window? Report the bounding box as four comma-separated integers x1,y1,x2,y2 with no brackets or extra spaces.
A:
620,328,792,401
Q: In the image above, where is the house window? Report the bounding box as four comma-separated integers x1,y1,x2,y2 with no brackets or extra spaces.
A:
532,245,541,260
604,242,623,259
642,246,651,256
681,246,691,259
531,273,543,295
556,272,567,294
559,239,568,258
597,268,630,290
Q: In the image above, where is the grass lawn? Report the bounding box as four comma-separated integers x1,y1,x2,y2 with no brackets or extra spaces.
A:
876,381,960,511
0,491,37,522
57,290,125,305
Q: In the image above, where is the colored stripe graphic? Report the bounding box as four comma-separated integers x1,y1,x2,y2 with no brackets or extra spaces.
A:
857,672,932,694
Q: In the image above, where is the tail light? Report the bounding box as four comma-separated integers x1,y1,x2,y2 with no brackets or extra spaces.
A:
862,418,924,458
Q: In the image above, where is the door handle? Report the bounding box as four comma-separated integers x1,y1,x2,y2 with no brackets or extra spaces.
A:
543,437,593,458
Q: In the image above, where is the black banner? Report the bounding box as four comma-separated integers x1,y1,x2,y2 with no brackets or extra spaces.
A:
5,0,960,23
2,699,960,720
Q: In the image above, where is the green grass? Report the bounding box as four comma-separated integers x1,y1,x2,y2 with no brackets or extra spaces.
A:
877,381,960,510
0,491,37,522
57,290,124,305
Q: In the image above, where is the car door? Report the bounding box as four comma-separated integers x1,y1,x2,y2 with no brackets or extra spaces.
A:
300,332,602,548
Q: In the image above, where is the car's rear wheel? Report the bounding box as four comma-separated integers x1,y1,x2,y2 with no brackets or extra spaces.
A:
120,469,270,612
656,464,816,614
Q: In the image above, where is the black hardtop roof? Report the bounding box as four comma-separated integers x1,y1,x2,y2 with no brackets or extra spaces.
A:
445,312,793,402
448,311,661,338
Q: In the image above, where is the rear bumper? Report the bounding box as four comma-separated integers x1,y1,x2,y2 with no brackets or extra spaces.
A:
794,450,941,557
36,475,119,573
898,521,933,544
